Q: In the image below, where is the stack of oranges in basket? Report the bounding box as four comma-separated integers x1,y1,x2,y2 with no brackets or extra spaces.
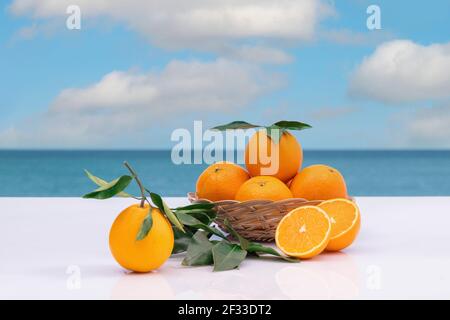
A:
195,121,361,259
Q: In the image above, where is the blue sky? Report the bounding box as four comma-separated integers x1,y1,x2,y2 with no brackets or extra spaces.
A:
0,0,449,149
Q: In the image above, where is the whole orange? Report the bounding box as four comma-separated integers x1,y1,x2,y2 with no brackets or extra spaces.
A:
196,162,250,201
235,176,293,201
245,130,302,182
109,204,174,273
290,165,348,201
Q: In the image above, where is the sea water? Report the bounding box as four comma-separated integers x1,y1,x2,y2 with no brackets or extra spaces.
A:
0,150,449,197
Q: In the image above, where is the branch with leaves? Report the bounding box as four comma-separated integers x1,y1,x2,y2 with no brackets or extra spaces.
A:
82,162,299,271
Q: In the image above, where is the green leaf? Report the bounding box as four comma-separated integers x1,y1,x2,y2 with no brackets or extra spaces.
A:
136,208,153,241
211,121,261,131
173,227,195,254
182,231,215,266
84,169,109,187
223,219,250,250
84,170,135,198
221,219,297,262
175,210,213,225
247,243,299,262
212,242,247,272
263,121,311,143
82,175,133,199
175,211,227,240
210,120,311,133
175,203,216,211
150,192,185,232
263,126,285,144
175,207,217,224
272,120,312,131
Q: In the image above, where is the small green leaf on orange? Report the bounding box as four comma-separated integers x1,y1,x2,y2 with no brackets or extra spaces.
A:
136,208,154,241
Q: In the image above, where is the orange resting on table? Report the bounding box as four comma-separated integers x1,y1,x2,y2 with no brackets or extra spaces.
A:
318,199,361,251
275,206,331,259
196,162,249,201
235,176,293,202
109,204,174,272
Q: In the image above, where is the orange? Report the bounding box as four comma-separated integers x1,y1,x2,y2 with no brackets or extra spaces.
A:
318,199,361,251
245,130,303,182
196,162,249,201
235,176,293,201
275,206,331,259
286,179,293,188
109,204,174,272
290,165,348,201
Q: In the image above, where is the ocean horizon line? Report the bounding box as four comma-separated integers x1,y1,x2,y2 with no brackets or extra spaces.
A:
0,148,449,152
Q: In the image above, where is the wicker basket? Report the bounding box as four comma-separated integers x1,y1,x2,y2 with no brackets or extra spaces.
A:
188,192,324,242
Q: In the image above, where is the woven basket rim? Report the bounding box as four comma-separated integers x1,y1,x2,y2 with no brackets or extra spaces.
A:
187,192,352,205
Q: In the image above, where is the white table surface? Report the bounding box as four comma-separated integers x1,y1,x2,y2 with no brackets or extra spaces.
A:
1,197,450,300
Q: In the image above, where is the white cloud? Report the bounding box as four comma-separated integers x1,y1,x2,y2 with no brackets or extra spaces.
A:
0,59,282,148
402,105,450,148
9,0,334,62
349,40,450,103
10,0,331,41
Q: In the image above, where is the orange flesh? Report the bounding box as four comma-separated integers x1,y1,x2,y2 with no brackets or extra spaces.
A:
276,206,331,259
318,199,361,251
319,199,358,238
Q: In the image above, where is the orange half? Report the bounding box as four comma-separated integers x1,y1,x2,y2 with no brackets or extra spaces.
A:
318,199,361,252
275,206,331,259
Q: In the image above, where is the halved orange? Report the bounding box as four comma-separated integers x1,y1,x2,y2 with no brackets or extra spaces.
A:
275,206,331,259
318,199,361,252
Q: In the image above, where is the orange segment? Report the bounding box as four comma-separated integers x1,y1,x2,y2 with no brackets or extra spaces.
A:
318,199,361,252
275,206,331,259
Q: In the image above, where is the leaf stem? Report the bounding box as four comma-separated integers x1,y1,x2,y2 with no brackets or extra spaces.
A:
123,161,147,208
